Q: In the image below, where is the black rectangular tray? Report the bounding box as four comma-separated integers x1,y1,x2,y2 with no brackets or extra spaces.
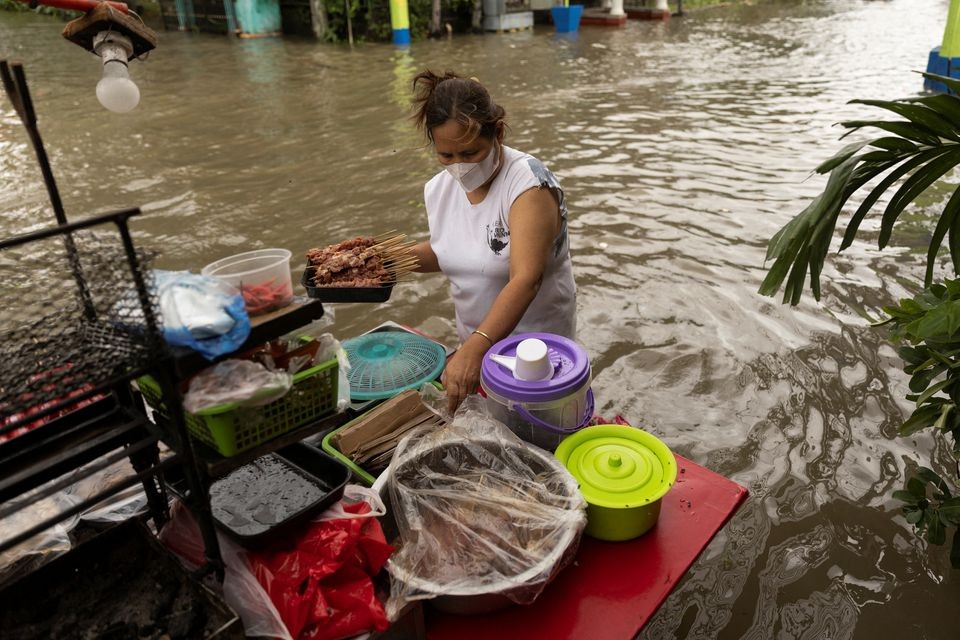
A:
165,443,350,547
300,268,394,303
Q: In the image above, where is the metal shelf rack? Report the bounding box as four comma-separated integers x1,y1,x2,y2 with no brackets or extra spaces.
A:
0,60,348,584
0,59,222,571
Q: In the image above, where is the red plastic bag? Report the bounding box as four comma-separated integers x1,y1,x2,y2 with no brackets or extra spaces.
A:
249,501,394,640
588,413,631,427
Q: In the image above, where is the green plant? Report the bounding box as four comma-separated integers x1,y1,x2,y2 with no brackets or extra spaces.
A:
893,466,960,567
880,278,960,448
760,75,960,304
322,0,474,42
761,72,960,566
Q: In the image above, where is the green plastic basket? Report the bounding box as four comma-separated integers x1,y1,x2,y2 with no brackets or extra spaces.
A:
139,357,338,458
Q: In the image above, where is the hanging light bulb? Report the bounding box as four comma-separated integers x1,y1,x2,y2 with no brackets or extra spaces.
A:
92,31,140,113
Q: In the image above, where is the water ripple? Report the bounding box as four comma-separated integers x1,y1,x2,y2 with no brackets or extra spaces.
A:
2,0,959,636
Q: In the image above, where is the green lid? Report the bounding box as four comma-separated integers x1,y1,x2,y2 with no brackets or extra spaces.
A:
555,424,676,509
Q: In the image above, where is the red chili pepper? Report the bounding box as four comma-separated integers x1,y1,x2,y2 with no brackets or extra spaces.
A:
241,279,293,315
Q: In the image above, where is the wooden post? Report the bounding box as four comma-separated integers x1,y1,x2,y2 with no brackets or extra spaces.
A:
310,0,328,38
345,0,354,45
430,0,441,36
471,0,481,32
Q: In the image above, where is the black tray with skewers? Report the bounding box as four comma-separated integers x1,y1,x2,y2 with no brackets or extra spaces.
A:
300,269,395,303
300,233,416,303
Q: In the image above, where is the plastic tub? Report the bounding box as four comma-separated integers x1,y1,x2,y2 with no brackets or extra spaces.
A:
480,333,594,452
202,249,294,316
551,5,583,33
555,424,677,541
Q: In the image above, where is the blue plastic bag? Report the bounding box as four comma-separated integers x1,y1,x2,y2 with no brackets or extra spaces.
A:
154,270,250,360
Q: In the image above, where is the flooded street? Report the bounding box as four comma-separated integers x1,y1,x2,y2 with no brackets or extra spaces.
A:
2,0,960,636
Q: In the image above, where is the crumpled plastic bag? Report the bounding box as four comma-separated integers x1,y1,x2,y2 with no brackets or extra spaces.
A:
385,392,586,618
155,270,251,360
183,360,293,414
159,485,391,640
250,500,393,640
254,315,352,413
282,321,351,412
0,492,80,588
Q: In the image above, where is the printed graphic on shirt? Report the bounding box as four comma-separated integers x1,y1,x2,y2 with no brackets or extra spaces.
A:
487,218,510,255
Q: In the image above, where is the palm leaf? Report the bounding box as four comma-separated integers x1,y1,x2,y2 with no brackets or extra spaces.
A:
926,185,960,287
869,136,920,154
907,94,960,125
850,99,960,141
950,208,960,273
815,140,870,174
919,71,960,95
879,148,960,249
764,88,960,305
839,120,941,146
839,150,945,251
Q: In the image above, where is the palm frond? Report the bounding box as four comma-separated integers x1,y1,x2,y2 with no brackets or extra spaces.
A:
762,89,960,304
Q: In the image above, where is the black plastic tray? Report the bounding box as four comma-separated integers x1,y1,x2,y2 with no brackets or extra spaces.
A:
300,268,394,303
166,443,350,547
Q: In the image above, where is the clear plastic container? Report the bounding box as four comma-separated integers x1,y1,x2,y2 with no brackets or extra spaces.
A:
481,382,593,452
202,248,293,316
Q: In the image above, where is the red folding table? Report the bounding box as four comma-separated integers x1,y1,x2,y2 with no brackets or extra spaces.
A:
426,455,748,640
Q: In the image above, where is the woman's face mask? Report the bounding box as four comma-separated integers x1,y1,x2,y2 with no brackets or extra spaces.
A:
443,142,500,192
432,120,503,193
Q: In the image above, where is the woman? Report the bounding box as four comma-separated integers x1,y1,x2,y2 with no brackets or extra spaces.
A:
409,70,577,412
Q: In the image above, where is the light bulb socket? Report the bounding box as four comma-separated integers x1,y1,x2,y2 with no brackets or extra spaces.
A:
93,31,134,65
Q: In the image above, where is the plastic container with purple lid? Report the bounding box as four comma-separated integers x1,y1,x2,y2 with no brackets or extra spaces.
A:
480,332,593,451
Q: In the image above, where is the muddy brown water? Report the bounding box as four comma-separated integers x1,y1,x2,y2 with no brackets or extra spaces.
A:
2,0,960,637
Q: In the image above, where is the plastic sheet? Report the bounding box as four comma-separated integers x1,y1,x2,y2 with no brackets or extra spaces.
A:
80,489,148,525
183,360,293,414
385,393,586,616
270,326,350,411
0,492,80,588
312,333,351,412
159,500,294,640
0,456,159,588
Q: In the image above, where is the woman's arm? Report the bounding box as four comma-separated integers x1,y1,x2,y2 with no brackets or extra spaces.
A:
442,187,562,412
411,240,441,273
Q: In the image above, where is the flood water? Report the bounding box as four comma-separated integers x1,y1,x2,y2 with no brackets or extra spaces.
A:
2,0,959,637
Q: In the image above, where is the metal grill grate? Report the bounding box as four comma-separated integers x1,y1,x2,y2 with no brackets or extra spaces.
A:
0,226,162,434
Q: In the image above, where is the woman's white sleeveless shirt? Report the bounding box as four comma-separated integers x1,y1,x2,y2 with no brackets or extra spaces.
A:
425,145,577,344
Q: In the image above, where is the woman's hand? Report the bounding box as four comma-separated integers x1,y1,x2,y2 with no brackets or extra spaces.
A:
441,334,490,413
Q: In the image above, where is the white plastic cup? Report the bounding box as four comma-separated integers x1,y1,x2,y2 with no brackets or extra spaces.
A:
514,338,554,381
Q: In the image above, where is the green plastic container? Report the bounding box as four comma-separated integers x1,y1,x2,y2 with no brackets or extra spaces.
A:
321,418,378,486
321,381,444,486
139,357,338,458
554,424,677,541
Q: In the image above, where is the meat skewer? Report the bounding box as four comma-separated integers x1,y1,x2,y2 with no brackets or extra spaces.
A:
305,233,419,288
